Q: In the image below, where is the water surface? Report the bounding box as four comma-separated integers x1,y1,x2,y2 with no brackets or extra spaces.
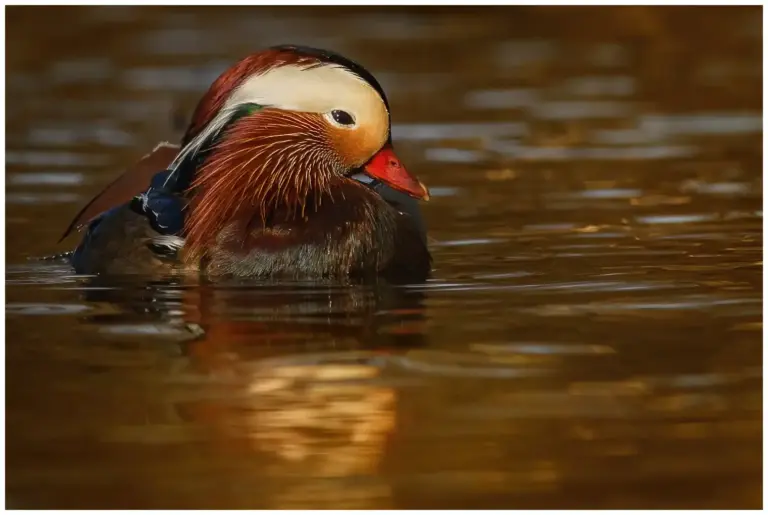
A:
5,6,762,509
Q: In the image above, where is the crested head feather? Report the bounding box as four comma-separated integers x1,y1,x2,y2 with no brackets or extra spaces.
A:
166,47,389,190
183,45,390,145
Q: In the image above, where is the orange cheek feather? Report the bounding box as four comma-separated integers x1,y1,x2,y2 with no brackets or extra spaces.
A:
327,123,383,169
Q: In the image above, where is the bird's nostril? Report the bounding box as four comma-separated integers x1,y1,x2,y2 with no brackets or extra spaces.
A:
389,159,399,167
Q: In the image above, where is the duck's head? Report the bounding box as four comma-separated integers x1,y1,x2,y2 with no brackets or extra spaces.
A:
173,45,429,254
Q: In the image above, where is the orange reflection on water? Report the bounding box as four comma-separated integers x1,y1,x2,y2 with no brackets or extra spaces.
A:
176,284,399,508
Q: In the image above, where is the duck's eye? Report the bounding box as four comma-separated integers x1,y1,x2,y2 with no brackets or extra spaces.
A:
331,110,355,127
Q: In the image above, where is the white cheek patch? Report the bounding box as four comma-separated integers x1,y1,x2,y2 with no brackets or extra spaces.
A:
227,63,382,116
167,63,389,180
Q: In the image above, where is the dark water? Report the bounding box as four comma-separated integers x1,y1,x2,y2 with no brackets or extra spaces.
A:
5,6,763,509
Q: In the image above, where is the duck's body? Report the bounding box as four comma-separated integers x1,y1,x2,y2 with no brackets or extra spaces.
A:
72,170,430,280
63,46,431,281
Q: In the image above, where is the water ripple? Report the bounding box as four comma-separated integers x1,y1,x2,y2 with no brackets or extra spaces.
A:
6,303,90,316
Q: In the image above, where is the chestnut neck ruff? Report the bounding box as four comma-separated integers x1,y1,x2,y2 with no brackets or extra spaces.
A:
183,108,346,259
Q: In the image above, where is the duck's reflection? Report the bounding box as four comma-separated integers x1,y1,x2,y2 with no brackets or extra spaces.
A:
215,357,397,508
80,276,426,349
77,275,424,508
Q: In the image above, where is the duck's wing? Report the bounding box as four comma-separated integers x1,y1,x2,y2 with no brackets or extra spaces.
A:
59,142,180,242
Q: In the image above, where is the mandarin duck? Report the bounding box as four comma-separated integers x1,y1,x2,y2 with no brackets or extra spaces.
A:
61,45,431,281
